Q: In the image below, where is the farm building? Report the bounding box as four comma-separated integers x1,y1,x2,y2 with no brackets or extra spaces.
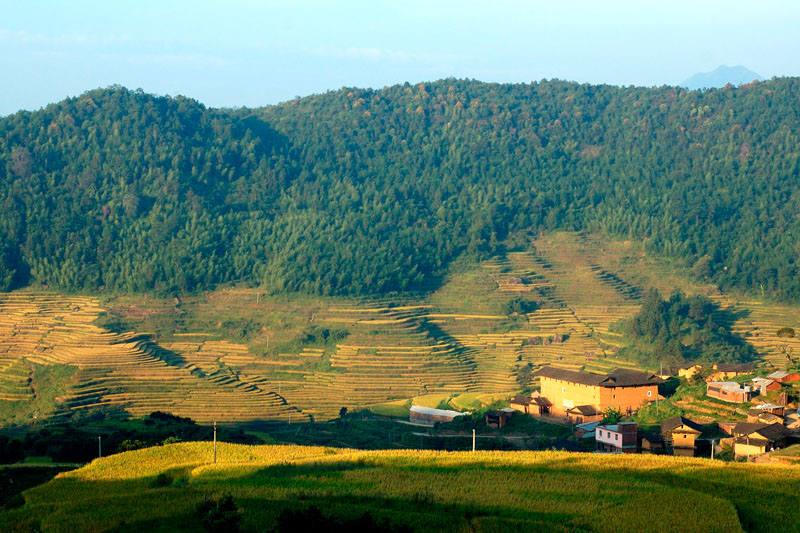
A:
747,411,783,425
596,421,638,453
678,363,703,380
661,416,703,457
485,408,513,428
767,370,800,383
706,382,753,403
566,405,601,424
510,394,552,415
574,420,600,439
409,405,466,425
510,395,532,414
535,367,661,419
641,433,664,454
732,421,793,458
707,363,755,382
751,377,781,395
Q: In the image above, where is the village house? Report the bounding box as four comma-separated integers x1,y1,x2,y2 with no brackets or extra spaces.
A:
574,420,600,440
409,405,466,425
706,363,756,382
641,433,664,454
751,377,781,395
706,382,754,403
785,410,800,430
678,363,703,380
747,411,783,425
732,421,793,459
767,370,800,383
566,405,601,424
485,408,513,428
661,416,703,457
509,394,552,415
535,367,661,421
595,421,638,453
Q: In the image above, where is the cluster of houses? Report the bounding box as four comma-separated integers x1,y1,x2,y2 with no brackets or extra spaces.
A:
406,362,800,460
516,364,800,458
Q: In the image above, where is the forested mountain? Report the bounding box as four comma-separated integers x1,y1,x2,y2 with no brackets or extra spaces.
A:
1,79,799,298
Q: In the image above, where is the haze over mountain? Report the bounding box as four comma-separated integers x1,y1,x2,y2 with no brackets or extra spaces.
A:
681,65,763,90
1,78,799,300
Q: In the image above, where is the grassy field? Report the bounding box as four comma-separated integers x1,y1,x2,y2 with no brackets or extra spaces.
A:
1,230,799,425
1,442,799,532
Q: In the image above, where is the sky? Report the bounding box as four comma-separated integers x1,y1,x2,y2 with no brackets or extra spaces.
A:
1,0,799,116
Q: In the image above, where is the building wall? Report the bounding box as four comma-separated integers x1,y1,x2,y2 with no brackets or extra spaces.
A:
671,431,698,449
707,387,750,403
509,402,530,414
598,384,658,413
540,377,601,416
541,377,656,415
734,441,767,458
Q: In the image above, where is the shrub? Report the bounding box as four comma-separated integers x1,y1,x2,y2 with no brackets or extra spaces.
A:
196,494,242,533
777,327,795,338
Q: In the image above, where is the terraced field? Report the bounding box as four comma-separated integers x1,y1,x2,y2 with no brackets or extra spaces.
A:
0,293,307,424
2,232,799,425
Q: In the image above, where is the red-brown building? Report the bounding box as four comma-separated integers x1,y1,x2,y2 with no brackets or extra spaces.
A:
751,377,781,394
767,370,800,383
706,382,753,403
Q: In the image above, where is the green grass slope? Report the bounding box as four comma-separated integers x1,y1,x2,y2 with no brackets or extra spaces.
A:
2,442,799,532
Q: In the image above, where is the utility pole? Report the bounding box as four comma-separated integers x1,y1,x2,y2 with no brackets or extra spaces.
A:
213,421,217,464
98,436,102,459
472,429,476,452
711,438,717,460
746,435,749,462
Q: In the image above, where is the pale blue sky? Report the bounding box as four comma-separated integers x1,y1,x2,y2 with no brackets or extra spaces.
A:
1,0,798,116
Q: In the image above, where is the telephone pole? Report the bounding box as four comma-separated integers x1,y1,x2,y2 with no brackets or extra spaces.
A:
98,436,102,458
472,429,476,452
213,421,217,464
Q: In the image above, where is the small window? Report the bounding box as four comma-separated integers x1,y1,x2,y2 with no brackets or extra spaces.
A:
647,391,652,397
562,387,566,393
615,434,619,440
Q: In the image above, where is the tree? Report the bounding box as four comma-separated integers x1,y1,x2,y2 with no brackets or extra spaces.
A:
600,407,623,425
515,363,534,389
196,494,242,533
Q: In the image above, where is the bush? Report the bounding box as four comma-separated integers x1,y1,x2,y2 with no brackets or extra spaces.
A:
777,327,795,338
151,473,172,488
196,494,242,533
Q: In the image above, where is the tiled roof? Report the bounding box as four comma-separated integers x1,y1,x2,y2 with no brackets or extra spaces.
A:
510,394,531,406
536,366,661,387
661,416,703,434
568,405,599,416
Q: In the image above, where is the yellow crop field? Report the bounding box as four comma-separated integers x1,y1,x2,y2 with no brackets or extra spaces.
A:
1,442,797,532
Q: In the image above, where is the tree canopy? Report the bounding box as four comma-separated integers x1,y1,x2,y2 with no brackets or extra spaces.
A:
1,79,799,298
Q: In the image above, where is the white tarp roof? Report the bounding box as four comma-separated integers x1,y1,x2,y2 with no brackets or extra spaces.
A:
410,405,466,417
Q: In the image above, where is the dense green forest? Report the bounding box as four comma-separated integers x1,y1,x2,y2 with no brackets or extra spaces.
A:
613,289,756,368
1,79,799,297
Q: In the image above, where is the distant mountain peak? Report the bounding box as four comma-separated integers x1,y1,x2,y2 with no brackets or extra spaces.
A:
681,65,762,90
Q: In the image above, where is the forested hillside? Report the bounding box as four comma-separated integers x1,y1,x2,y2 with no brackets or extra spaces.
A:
1,79,799,298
